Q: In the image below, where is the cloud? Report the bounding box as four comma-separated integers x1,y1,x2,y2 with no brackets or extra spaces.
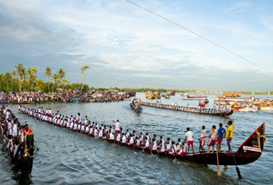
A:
130,74,172,79
223,2,251,12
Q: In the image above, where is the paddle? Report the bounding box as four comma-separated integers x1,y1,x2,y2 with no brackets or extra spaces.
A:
229,141,242,179
216,141,221,177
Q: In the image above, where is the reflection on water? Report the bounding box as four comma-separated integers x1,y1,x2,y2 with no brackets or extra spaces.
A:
0,93,272,185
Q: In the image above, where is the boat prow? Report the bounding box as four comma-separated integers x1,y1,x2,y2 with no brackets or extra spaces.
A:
177,123,265,165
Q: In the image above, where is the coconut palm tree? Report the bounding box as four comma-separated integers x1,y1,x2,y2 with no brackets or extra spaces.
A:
57,68,66,89
14,63,25,92
62,78,68,91
80,65,89,91
27,67,37,91
18,68,26,92
58,68,66,80
1,72,11,90
52,73,59,91
45,67,52,92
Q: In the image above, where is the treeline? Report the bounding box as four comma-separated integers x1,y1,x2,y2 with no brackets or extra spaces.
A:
0,63,90,93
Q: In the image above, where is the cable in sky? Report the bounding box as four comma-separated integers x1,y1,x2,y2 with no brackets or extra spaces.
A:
125,0,273,75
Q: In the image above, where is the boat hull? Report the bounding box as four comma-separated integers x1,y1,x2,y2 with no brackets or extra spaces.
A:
176,152,261,165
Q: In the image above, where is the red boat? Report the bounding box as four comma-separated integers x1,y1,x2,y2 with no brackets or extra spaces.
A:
235,106,243,110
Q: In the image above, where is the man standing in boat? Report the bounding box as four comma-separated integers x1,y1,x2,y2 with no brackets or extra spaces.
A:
207,125,217,153
113,120,122,139
225,120,233,153
217,123,225,152
184,127,194,154
198,125,206,154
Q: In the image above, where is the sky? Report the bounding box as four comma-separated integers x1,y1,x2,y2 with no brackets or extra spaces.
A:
0,0,272,91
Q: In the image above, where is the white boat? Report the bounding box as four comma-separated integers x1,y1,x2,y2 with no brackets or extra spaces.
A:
178,93,184,97
259,106,273,111
239,106,258,112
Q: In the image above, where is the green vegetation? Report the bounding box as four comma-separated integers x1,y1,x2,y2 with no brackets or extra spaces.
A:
0,63,89,93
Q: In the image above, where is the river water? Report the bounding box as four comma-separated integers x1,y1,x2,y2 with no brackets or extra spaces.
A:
1,93,272,185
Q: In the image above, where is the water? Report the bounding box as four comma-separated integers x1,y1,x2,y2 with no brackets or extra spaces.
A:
1,93,272,185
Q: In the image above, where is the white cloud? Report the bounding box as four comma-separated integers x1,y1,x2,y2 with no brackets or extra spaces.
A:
130,74,172,79
224,2,251,12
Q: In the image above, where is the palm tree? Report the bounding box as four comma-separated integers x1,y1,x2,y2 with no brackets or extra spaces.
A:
1,72,11,90
45,67,52,92
56,69,66,89
14,63,25,92
62,78,68,91
58,68,66,79
19,68,26,92
80,65,89,91
52,73,59,91
27,67,37,91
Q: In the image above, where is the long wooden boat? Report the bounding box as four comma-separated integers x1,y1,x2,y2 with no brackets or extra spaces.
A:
187,94,207,98
141,102,234,116
18,106,265,166
1,109,35,176
182,98,205,101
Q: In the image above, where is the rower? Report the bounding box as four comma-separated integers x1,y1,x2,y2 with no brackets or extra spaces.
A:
85,124,89,134
157,140,165,154
81,123,85,133
98,127,103,138
128,134,135,146
165,137,172,152
94,127,98,137
139,132,143,146
115,132,121,143
134,137,140,149
169,141,176,156
150,138,157,154
108,130,114,141
125,130,130,139
178,142,187,156
121,133,127,145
